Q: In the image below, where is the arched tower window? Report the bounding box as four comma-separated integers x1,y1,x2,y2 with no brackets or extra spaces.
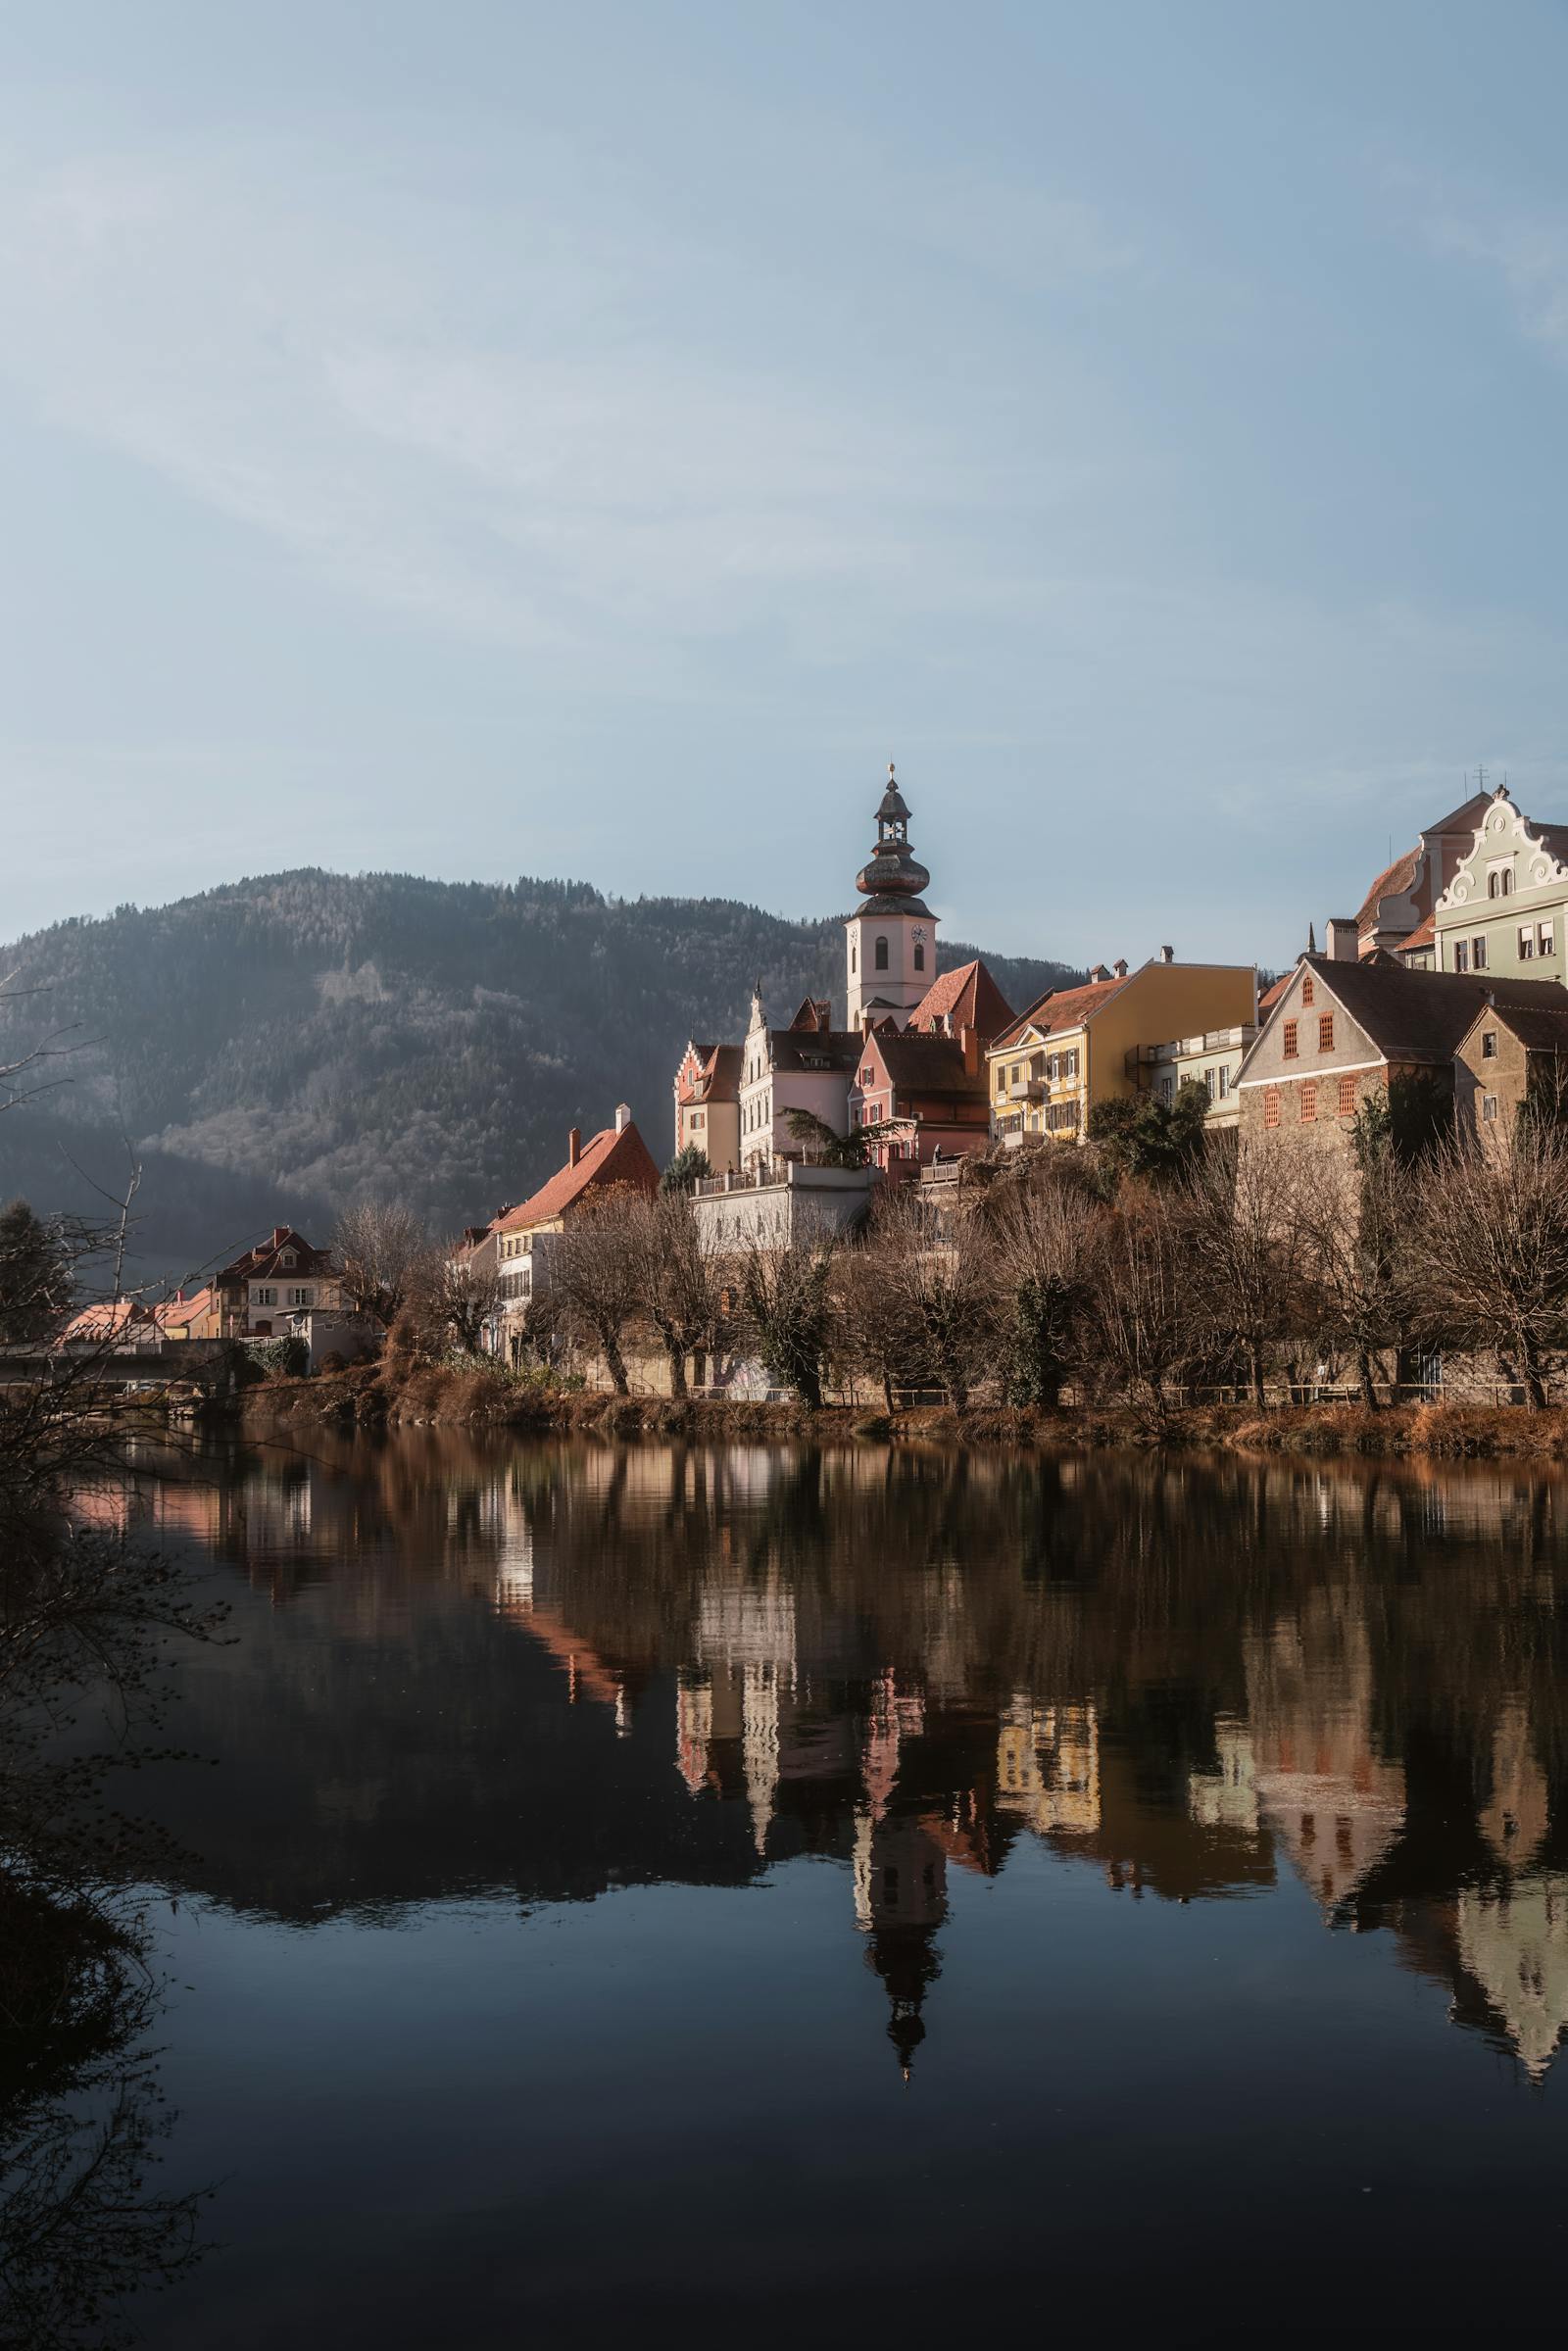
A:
913,943,925,972
875,936,889,972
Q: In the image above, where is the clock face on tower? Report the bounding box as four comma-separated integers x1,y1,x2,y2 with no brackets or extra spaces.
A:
911,925,926,941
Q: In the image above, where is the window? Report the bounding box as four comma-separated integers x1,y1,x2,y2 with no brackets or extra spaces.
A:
1300,1081,1317,1123
1301,976,1315,1007
1157,1075,1172,1104
1283,1020,1298,1058
255,1287,276,1306
1318,1014,1334,1053
1453,940,1470,973
1264,1086,1281,1129
279,1249,296,1267
1520,924,1536,959
1483,1094,1497,1123
1473,936,1487,970
1218,1067,1230,1100
1338,1074,1355,1117
289,1287,309,1307
1204,1067,1217,1101
1541,922,1556,957
913,943,925,972
851,944,857,973
874,937,889,972
1481,1030,1497,1060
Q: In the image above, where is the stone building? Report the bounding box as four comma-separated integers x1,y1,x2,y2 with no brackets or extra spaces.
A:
1235,953,1568,1164
212,1226,342,1341
1453,996,1568,1143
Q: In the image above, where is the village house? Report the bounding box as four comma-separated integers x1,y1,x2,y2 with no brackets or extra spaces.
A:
1429,785,1568,986
848,1025,991,1169
987,953,1256,1147
1235,954,1568,1160
673,1040,743,1173
492,1107,659,1362
212,1228,342,1341
737,992,861,1170
1453,996,1568,1144
1351,787,1494,958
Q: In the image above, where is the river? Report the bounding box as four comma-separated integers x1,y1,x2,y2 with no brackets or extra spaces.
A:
33,1430,1568,2342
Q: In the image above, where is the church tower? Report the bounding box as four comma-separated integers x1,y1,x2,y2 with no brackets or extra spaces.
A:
845,762,937,1029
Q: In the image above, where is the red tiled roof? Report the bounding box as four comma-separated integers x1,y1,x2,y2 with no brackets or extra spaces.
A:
1398,911,1437,954
497,1119,659,1233
992,973,1127,1054
907,957,1015,1045
1258,971,1294,1014
1355,848,1420,935
681,1042,742,1102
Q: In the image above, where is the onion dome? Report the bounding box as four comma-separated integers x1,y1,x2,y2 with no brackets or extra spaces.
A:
856,761,931,901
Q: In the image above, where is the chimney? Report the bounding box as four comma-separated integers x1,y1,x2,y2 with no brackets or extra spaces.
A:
1112,957,1129,980
1325,917,1358,962
567,1127,581,1167
1158,944,1174,964
614,1102,631,1135
271,1227,288,1250
1089,962,1109,983
960,1023,980,1076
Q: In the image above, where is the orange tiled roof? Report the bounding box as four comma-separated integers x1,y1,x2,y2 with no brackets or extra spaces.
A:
497,1119,659,1234
991,973,1128,1054
907,957,1015,1044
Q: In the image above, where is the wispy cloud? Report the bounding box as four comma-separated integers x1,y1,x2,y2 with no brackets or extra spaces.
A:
0,126,1128,665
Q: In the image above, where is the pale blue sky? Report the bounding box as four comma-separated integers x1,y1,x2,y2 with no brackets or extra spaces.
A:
2,0,1567,964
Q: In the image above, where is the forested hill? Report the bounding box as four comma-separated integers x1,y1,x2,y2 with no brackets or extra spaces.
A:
0,868,1078,1274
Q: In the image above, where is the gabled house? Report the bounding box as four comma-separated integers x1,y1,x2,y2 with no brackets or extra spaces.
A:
987,954,1256,1148
212,1227,341,1340
1353,789,1494,958
849,1025,990,1169
493,1106,659,1358
1430,785,1568,986
904,956,1014,1047
1236,954,1568,1158
1454,997,1568,1144
737,991,861,1170
673,1040,743,1173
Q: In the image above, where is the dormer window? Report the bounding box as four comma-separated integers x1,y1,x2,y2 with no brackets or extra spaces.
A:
280,1249,297,1268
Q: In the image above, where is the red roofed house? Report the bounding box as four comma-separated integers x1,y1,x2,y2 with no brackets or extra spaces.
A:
212,1228,342,1340
493,1106,659,1361
673,1040,743,1174
1353,789,1493,959
849,1025,992,1171
904,956,1014,1049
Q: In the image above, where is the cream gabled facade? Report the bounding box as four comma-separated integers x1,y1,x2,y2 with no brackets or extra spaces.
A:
736,991,859,1170
1431,785,1568,987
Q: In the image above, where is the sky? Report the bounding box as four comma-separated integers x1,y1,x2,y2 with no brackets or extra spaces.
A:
2,0,1568,966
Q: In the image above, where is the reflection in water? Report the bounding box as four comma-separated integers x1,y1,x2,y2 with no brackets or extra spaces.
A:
120,1432,1568,2098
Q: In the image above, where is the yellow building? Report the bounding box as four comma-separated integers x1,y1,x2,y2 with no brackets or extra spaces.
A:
988,952,1257,1146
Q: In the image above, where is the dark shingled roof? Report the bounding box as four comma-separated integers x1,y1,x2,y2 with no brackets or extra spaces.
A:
845,894,934,919
1306,955,1568,1065
1464,999,1568,1053
864,1032,987,1101
767,1028,861,1074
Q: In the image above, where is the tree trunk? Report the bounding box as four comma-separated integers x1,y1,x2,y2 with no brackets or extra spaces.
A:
1521,1335,1547,1410
1356,1347,1379,1410
666,1344,687,1399
882,1371,895,1414
602,1327,630,1396
1249,1341,1266,1407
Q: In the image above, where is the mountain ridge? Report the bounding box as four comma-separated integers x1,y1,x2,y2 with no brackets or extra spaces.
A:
0,866,1079,1273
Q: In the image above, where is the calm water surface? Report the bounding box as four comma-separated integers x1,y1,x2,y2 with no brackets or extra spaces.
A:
72,1436,1568,2339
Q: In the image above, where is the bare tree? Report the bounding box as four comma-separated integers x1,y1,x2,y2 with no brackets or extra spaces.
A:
1180,1134,1313,1404
738,1223,840,1407
835,1227,918,1410
1299,1104,1410,1409
869,1186,997,1412
624,1192,720,1397
554,1189,642,1395
333,1201,431,1323
1406,1119,1568,1406
406,1244,501,1357
983,1165,1107,1408
1088,1190,1196,1426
